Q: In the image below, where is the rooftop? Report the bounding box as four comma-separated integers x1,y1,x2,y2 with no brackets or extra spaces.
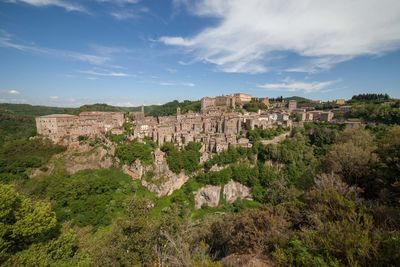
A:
38,114,77,118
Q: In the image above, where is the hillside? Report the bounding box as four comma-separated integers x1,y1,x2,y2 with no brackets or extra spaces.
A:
1,96,400,265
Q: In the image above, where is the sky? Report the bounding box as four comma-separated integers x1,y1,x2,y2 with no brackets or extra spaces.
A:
0,0,399,107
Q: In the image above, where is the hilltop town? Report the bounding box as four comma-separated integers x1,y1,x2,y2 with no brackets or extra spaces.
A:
35,93,345,151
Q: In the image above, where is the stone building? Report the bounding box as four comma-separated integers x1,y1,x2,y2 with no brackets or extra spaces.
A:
233,93,252,105
308,111,334,122
35,114,78,143
201,94,236,113
288,100,297,111
36,112,124,144
335,99,346,105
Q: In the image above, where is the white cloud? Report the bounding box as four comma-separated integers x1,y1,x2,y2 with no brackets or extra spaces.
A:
50,96,59,99
78,69,134,77
159,81,195,87
8,89,20,95
110,7,149,20
161,0,400,73
8,0,86,12
258,78,338,93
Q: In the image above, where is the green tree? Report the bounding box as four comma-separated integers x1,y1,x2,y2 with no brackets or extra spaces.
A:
116,140,154,165
324,129,378,197
0,184,57,263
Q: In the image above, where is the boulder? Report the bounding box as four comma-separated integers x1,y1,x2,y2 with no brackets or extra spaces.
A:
223,180,252,203
194,185,221,209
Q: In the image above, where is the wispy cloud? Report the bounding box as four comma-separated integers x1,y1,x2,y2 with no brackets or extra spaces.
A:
96,0,141,5
0,31,110,65
160,0,400,74
78,69,135,77
159,81,195,87
7,0,86,12
110,7,149,20
258,78,339,93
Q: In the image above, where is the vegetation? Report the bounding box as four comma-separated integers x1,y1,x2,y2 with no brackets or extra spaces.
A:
243,99,268,112
0,138,65,182
246,127,286,142
1,98,400,266
23,168,133,228
351,93,390,102
146,100,201,117
347,102,400,124
161,142,202,174
203,146,254,170
116,140,154,165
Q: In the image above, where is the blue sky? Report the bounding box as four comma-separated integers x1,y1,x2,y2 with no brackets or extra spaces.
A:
0,0,399,107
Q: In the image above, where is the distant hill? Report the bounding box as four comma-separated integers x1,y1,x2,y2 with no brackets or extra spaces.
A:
73,100,201,116
140,100,201,117
73,103,123,115
0,103,74,117
283,96,313,103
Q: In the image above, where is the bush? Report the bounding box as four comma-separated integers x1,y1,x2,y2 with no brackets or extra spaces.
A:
162,142,201,174
116,140,154,165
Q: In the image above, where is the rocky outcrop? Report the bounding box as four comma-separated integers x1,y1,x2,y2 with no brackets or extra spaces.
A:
194,185,221,209
122,159,143,180
209,164,227,172
223,180,252,203
142,171,189,197
29,142,115,177
64,144,114,174
140,150,189,197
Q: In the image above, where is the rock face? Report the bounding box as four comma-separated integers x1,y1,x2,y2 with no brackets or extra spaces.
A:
140,149,189,197
142,171,189,197
223,180,252,203
64,143,114,174
122,159,143,180
29,141,115,177
209,164,227,172
194,185,221,209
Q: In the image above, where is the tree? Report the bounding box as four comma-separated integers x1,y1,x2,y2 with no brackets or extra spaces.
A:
324,129,378,196
377,126,400,204
116,140,154,165
87,197,157,266
162,142,201,174
4,227,91,266
0,184,57,263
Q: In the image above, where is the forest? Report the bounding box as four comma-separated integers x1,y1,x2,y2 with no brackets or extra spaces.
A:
0,98,399,266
